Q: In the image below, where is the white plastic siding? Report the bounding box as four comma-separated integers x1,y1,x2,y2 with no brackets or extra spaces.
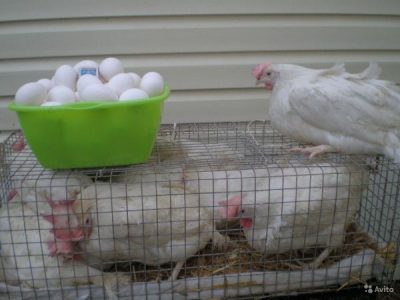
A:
0,0,400,129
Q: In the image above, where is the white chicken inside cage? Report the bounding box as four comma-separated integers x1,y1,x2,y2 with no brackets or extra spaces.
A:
0,122,398,299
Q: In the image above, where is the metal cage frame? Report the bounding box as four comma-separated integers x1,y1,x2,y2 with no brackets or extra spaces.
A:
0,121,399,299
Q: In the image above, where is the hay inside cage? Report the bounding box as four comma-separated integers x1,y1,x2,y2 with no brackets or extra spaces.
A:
111,222,378,282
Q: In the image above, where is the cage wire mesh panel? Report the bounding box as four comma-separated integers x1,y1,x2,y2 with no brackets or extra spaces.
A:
0,121,399,299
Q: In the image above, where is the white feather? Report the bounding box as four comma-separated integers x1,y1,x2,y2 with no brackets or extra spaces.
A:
8,151,92,212
267,63,400,161
214,163,366,255
241,164,365,254
0,199,128,298
75,182,226,274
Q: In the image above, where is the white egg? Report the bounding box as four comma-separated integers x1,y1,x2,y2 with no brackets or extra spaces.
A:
73,60,99,75
76,74,103,94
106,73,135,96
41,101,62,107
15,82,47,105
37,78,53,92
80,84,118,102
99,57,124,81
119,88,149,101
48,86,76,104
128,72,141,87
140,72,165,97
52,65,77,91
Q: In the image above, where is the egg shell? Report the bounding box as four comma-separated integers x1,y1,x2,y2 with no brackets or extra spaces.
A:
41,101,63,107
119,88,149,101
15,82,47,105
52,65,77,91
48,86,76,104
106,73,135,96
37,78,53,92
128,72,141,87
74,60,99,74
76,74,103,94
140,72,165,97
80,84,118,102
99,57,124,81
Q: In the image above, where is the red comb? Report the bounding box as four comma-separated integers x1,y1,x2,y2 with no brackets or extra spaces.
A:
251,62,271,80
218,194,243,219
12,135,26,152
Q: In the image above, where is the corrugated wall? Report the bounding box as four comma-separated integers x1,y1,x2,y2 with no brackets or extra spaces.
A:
1,0,400,129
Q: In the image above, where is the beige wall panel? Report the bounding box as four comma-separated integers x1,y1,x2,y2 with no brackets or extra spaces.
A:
1,0,400,21
1,2,400,127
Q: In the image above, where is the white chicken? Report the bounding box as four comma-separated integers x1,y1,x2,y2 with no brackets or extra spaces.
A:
6,147,92,212
0,195,129,299
74,182,228,280
252,62,400,161
216,163,367,268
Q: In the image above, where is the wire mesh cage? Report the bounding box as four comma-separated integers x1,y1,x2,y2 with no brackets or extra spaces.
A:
0,121,399,299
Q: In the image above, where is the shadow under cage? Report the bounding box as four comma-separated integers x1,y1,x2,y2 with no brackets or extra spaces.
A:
0,121,398,299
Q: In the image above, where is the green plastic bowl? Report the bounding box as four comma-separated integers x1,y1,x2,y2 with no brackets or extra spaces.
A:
8,86,170,169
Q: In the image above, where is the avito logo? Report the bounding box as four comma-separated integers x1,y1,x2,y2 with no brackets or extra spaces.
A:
364,284,394,294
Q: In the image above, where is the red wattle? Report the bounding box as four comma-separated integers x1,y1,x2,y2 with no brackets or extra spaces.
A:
240,218,253,229
265,83,274,90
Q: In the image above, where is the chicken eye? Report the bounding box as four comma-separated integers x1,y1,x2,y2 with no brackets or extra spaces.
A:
241,209,245,213
266,72,271,76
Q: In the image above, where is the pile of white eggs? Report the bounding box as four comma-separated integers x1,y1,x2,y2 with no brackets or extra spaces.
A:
15,57,165,107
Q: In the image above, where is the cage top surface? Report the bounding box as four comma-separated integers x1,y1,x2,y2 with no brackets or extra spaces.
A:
2,121,385,180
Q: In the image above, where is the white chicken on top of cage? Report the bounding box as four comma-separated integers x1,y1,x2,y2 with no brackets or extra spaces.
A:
252,62,400,161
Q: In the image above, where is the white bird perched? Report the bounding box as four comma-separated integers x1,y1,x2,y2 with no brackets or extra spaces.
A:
252,62,400,162
217,163,367,269
74,182,229,280
0,196,129,299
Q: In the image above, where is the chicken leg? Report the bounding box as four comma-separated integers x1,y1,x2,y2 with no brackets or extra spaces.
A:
169,261,185,280
289,144,336,158
307,247,332,270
